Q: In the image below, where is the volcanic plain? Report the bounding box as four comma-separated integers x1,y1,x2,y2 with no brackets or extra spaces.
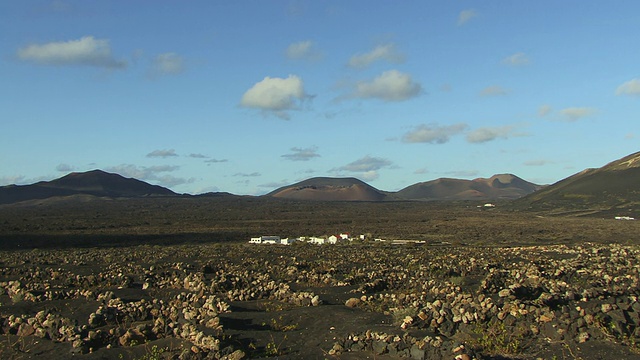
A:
1,195,640,360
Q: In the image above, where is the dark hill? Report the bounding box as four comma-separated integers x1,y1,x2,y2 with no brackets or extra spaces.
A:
0,170,176,205
511,151,640,213
266,177,388,201
395,174,541,201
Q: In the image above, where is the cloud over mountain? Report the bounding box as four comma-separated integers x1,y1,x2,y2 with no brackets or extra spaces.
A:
616,78,640,97
350,70,422,101
146,149,178,158
348,43,405,69
281,147,320,161
332,155,393,181
402,123,467,144
457,9,477,26
286,40,321,61
559,107,597,121
240,75,309,119
466,126,524,143
150,52,185,77
17,36,126,69
502,52,530,66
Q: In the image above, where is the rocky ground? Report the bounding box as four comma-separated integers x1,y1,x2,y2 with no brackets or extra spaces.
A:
1,241,640,360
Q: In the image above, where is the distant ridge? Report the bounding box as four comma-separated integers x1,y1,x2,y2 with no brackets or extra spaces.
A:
0,170,176,205
512,151,640,212
394,174,542,201
266,177,388,201
266,174,541,202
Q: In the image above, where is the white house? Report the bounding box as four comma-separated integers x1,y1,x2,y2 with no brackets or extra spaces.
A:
339,233,350,240
280,238,297,245
249,237,262,244
249,235,281,244
308,237,325,245
328,235,339,244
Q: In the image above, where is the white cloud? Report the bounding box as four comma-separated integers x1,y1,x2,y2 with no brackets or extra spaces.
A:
466,126,523,143
559,107,597,121
146,149,178,158
240,75,309,120
286,40,321,60
351,70,422,101
502,52,530,66
348,43,405,69
281,146,320,161
17,36,126,69
538,104,553,117
402,123,467,144
615,78,640,97
150,52,184,76
480,85,509,97
457,9,477,26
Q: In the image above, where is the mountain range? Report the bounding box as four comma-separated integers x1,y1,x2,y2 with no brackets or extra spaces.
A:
511,151,640,213
1,151,639,210
0,170,176,205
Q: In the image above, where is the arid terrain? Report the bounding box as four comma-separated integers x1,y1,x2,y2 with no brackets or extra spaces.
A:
1,196,640,360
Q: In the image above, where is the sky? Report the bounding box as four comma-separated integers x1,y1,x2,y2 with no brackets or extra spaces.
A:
1,1,639,195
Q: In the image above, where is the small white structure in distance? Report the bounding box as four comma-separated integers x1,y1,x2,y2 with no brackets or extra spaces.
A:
615,216,636,220
248,235,281,244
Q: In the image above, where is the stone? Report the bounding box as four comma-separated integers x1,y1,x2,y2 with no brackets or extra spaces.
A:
17,323,35,337
118,328,146,347
410,345,426,360
577,331,590,343
345,298,361,308
372,341,387,355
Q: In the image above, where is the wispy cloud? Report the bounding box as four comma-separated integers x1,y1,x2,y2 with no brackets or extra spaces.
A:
233,172,261,177
615,78,640,97
402,123,467,144
55,163,75,172
17,36,126,69
281,146,320,161
205,158,228,164
240,75,310,120
331,155,393,181
466,125,525,143
188,153,208,159
149,52,184,77
524,159,553,166
105,164,186,187
538,104,553,117
347,43,405,69
502,52,530,66
348,70,422,102
559,107,597,121
0,175,26,186
480,85,509,97
457,9,477,26
286,40,322,61
146,149,178,158
414,168,429,175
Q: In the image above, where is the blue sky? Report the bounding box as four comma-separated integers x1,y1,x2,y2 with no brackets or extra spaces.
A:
1,1,639,195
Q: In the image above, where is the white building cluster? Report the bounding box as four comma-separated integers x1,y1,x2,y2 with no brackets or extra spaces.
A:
249,233,362,246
